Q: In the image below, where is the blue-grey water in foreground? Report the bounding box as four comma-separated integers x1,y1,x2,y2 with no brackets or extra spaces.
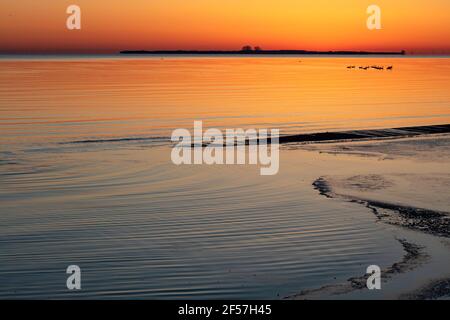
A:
0,56,449,299
0,143,404,299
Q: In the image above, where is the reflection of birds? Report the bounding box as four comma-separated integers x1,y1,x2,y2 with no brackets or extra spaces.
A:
387,66,393,70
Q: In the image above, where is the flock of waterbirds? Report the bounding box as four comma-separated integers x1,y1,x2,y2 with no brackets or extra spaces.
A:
347,65,393,70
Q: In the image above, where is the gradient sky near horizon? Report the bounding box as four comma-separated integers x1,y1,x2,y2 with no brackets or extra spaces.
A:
0,0,449,54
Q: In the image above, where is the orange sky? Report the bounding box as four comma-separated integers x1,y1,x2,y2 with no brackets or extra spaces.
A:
0,0,449,54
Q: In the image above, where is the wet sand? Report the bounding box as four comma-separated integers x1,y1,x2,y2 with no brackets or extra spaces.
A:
277,124,450,145
286,239,428,299
282,123,450,142
312,177,450,238
286,134,450,300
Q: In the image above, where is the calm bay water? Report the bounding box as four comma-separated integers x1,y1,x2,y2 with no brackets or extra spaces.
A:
0,56,449,299
1,56,449,148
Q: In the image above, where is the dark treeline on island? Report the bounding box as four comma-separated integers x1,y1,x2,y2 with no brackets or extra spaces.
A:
120,45,406,56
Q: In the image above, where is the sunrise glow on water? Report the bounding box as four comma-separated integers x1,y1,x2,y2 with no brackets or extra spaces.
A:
1,0,450,302
1,56,449,148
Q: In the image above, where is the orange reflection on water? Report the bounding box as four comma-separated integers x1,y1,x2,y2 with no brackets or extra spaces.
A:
0,56,449,146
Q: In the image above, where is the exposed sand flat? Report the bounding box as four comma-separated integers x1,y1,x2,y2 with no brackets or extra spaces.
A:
287,134,450,300
278,124,450,145
286,238,430,300
315,173,450,216
303,134,450,214
292,133,450,162
287,228,450,300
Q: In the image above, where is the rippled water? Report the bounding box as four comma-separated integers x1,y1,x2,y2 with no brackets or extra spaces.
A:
0,56,449,299
1,56,449,148
0,145,405,299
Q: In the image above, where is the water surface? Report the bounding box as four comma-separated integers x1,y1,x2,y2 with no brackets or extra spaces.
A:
0,56,449,299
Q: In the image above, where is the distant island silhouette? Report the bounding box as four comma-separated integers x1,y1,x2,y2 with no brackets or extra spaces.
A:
120,46,406,56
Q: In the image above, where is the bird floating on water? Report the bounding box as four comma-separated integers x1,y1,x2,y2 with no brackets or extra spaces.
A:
349,65,393,71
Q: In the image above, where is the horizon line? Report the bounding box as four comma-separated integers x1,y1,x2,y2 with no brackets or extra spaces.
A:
1,48,450,56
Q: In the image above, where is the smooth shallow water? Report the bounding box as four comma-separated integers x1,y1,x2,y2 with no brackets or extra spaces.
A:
0,145,404,299
0,56,449,299
1,56,449,149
